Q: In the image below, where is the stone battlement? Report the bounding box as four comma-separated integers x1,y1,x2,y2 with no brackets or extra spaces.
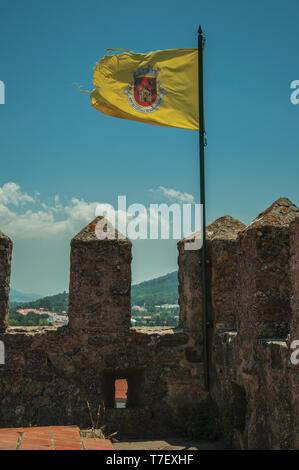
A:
0,198,298,449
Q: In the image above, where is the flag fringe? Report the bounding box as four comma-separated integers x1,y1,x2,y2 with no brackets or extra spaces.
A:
105,48,133,54
72,82,91,94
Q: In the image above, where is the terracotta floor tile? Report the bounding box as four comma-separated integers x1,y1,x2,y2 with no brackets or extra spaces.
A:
53,434,79,439
54,445,83,450
0,426,112,451
21,439,51,446
0,431,20,436
22,433,50,439
0,435,19,442
53,440,81,446
20,446,51,451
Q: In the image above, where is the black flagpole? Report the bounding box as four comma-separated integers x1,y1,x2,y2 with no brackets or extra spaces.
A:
198,25,209,391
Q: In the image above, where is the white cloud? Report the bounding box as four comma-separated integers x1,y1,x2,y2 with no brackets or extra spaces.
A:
151,186,194,204
0,182,99,240
0,182,36,206
0,183,195,242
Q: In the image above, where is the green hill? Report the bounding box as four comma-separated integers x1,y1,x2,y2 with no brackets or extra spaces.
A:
131,271,178,307
8,272,179,317
10,291,68,314
9,291,69,327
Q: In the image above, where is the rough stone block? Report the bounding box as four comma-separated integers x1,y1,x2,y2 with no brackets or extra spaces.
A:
68,217,132,334
0,231,12,332
237,198,297,338
290,216,299,339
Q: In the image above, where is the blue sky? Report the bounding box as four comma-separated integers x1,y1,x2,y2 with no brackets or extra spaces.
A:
0,0,298,295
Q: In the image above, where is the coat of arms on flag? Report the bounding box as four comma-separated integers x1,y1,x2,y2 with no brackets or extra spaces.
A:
90,48,199,130
124,65,167,113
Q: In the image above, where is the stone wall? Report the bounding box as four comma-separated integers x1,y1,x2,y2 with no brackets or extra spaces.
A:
0,218,206,437
0,199,298,449
187,198,298,449
0,232,12,332
289,216,299,449
237,198,297,339
290,216,299,338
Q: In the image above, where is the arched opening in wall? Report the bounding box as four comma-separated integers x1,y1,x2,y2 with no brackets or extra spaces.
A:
131,239,179,328
102,368,144,409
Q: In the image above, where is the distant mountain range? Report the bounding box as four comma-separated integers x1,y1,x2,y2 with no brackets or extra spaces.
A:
9,271,179,311
10,288,42,305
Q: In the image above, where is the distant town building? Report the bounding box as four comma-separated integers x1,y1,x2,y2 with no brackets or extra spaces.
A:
48,314,68,326
17,308,53,316
154,304,179,309
132,305,147,312
16,308,68,326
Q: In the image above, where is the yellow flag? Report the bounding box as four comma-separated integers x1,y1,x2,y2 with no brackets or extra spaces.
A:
90,49,199,130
